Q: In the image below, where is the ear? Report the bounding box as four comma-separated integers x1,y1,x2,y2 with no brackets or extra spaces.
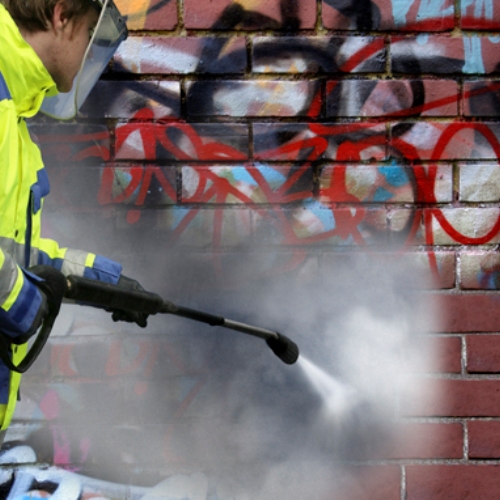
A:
50,1,70,34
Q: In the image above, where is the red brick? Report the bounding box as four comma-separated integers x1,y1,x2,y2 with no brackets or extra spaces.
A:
438,294,500,333
469,420,500,459
339,420,464,461
326,79,458,117
401,379,500,417
387,422,463,459
407,465,500,499
464,81,500,117
184,0,317,30
323,0,454,31
468,335,500,373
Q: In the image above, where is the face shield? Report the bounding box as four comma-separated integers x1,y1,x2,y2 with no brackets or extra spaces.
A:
41,0,128,120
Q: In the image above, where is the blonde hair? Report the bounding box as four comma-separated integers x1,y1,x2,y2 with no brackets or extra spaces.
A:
1,0,97,33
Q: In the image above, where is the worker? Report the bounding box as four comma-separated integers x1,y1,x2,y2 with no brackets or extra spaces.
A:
0,0,146,436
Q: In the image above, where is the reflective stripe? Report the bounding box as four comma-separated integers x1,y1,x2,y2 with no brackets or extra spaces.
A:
0,237,25,267
0,254,18,306
1,269,22,311
61,248,93,276
85,253,96,268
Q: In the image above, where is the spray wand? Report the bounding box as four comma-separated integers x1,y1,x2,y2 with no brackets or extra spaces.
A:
65,275,300,365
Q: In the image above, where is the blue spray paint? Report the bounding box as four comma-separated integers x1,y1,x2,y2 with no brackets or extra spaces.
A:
463,37,485,74
462,0,493,20
392,0,453,26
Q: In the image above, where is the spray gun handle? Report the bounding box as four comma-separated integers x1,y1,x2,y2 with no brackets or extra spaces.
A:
66,275,300,365
66,275,165,315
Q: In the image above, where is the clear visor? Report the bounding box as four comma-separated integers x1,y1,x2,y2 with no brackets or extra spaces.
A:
40,0,128,120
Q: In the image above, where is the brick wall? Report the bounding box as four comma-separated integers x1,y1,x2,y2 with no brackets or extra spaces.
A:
5,0,500,498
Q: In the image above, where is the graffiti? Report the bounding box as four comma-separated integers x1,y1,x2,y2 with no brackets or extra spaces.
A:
32,29,500,288
0,444,154,499
115,0,177,30
0,447,237,500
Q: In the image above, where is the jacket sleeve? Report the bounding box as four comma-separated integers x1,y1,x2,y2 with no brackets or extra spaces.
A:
0,249,45,338
37,237,123,284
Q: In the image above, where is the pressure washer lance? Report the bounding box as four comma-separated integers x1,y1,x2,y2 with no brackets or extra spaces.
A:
65,275,300,365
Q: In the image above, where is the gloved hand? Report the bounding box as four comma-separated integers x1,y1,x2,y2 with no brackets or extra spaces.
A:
108,275,148,328
20,265,67,343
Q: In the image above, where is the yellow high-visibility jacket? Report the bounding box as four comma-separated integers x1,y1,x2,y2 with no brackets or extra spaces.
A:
0,4,122,429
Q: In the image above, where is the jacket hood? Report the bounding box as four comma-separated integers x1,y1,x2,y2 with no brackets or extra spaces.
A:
0,4,58,118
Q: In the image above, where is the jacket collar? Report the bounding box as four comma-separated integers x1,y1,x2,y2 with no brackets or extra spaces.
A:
0,4,58,118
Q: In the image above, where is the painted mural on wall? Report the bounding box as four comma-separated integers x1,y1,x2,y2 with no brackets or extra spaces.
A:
3,0,499,498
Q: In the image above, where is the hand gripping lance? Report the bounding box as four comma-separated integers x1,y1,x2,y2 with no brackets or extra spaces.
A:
65,275,300,366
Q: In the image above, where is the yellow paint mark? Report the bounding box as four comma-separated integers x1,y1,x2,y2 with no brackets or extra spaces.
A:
115,0,153,30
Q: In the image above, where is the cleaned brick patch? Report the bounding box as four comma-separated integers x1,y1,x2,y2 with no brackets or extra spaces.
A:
438,294,500,333
467,335,500,373
401,379,500,417
468,420,500,459
406,465,500,500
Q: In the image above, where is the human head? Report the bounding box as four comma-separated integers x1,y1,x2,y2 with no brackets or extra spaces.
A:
2,0,101,93
1,0,97,34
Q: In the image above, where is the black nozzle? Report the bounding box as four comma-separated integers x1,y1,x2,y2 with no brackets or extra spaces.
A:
265,333,299,365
